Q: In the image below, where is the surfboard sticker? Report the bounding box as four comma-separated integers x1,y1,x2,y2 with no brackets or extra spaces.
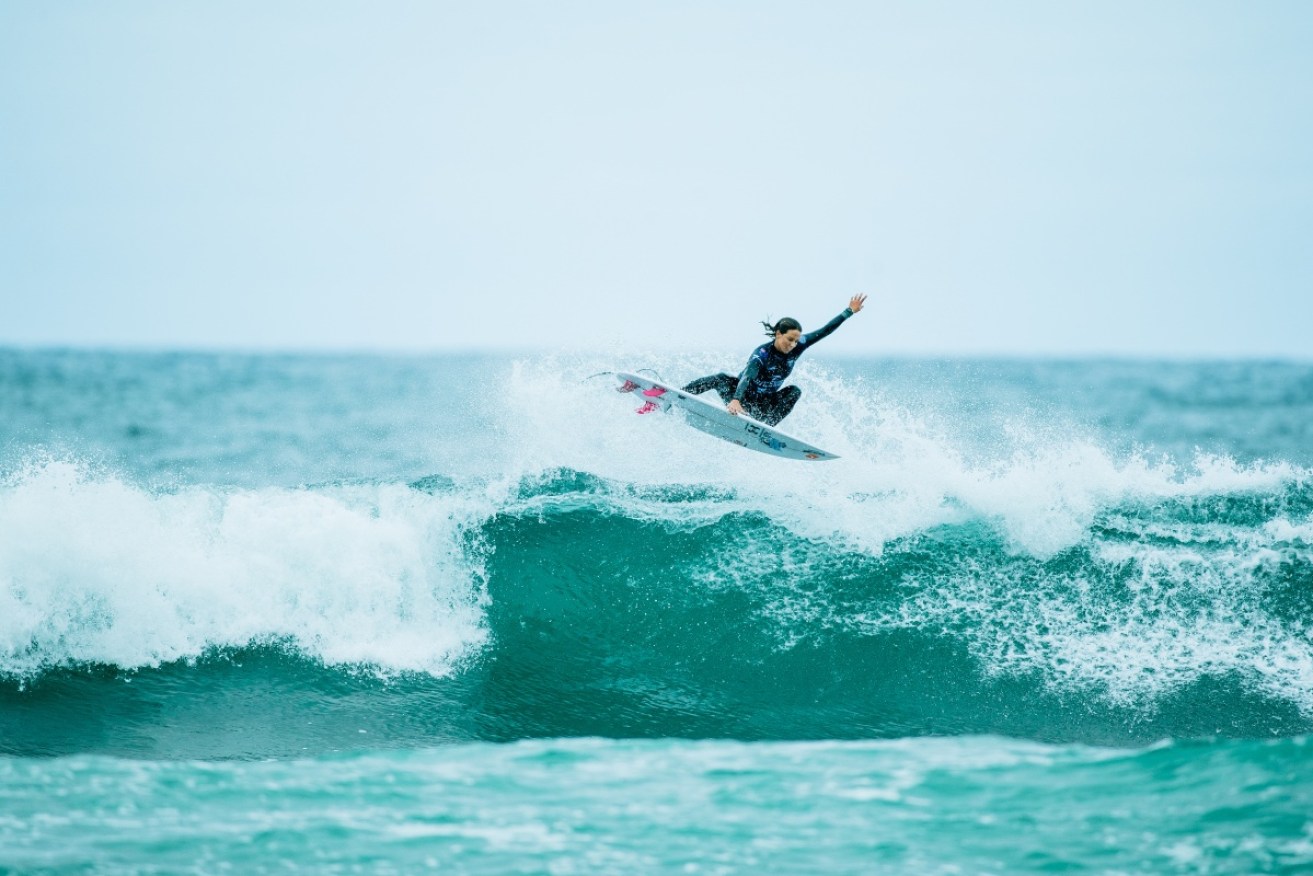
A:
615,372,838,461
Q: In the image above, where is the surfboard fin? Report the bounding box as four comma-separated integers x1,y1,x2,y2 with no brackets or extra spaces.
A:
617,380,639,393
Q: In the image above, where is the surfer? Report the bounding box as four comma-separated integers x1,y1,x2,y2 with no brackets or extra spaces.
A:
682,294,867,426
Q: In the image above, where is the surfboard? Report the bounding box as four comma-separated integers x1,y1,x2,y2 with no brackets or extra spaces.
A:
615,372,839,461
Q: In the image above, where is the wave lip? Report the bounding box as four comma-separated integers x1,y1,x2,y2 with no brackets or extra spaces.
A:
0,458,489,679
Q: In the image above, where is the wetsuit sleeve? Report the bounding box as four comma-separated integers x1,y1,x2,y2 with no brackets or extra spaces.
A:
734,355,762,401
800,308,853,347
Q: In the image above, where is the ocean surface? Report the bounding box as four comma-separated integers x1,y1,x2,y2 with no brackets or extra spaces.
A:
2,349,1312,873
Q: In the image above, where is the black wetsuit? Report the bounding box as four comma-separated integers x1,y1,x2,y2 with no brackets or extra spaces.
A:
682,308,853,426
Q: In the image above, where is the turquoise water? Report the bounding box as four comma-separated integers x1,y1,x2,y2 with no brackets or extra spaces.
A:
3,350,1312,872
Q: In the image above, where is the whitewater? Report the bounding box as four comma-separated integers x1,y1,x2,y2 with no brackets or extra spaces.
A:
2,349,1311,872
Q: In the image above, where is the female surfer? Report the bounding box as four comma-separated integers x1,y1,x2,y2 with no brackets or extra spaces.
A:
682,294,867,426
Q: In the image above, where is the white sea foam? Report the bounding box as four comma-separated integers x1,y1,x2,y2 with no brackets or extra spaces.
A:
867,518,1313,714
1265,517,1313,546
0,457,489,678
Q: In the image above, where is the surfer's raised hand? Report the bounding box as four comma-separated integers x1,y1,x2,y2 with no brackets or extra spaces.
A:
849,293,868,313
728,399,744,416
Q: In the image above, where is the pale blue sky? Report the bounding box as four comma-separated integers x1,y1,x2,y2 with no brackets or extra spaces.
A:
2,1,1310,357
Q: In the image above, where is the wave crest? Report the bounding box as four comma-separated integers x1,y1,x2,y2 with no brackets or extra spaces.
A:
0,458,488,679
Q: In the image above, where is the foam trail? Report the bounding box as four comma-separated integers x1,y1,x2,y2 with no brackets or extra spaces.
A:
495,356,1306,556
0,458,488,679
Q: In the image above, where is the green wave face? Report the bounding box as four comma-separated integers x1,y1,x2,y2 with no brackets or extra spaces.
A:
471,470,1313,744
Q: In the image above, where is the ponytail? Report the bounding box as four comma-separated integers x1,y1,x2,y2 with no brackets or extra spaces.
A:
761,316,802,337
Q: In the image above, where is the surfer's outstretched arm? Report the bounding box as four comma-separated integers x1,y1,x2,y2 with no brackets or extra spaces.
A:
801,294,867,347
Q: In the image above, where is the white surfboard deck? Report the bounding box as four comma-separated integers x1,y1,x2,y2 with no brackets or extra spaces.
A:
615,372,838,462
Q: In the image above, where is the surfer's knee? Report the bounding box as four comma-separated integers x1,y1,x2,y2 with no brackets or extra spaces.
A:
763,386,801,426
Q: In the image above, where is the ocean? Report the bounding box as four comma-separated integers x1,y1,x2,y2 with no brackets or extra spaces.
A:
2,349,1311,873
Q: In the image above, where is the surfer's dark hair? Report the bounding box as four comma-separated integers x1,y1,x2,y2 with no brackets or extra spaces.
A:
761,317,802,337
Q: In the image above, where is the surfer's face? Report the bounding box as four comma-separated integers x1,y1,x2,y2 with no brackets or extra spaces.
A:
774,329,801,354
